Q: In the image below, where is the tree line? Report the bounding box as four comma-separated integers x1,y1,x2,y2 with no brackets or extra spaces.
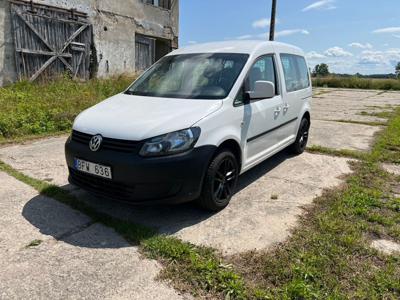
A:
312,62,400,79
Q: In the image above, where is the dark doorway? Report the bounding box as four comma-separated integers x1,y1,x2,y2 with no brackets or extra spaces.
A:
135,33,172,72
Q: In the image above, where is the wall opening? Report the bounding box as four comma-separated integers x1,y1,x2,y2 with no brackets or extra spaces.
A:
135,34,172,72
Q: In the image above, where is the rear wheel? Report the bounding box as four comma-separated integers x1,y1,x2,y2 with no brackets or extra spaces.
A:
290,118,310,155
197,150,239,211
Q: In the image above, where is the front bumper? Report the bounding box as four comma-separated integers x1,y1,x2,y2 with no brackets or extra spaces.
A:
65,136,216,204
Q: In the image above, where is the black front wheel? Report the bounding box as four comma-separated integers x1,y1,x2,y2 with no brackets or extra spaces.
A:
290,118,310,155
197,150,239,211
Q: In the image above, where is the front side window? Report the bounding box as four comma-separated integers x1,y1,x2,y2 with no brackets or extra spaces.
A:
280,54,310,92
235,55,278,105
126,53,249,100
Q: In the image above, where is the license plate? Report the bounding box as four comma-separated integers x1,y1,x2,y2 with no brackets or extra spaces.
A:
74,158,112,179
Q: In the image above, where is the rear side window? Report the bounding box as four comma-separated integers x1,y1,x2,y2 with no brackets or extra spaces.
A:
280,54,310,92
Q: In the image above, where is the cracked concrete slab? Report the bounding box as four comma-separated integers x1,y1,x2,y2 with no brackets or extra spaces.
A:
381,163,400,176
70,152,353,255
0,172,90,252
0,171,190,300
0,136,70,187
309,120,382,151
312,88,400,123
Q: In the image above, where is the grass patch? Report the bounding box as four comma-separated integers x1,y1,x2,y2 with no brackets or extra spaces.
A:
331,119,387,127
307,145,367,160
25,239,43,248
359,110,394,119
371,107,400,163
312,77,400,90
0,75,135,140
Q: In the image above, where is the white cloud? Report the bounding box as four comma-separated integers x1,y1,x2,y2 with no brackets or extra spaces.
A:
393,35,400,39
306,51,326,60
324,47,353,57
349,42,373,49
307,48,400,74
359,49,400,67
275,29,310,37
302,0,336,12
359,51,386,65
373,27,400,34
252,18,279,29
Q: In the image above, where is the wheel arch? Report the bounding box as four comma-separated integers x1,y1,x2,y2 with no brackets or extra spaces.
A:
216,139,243,172
302,111,311,124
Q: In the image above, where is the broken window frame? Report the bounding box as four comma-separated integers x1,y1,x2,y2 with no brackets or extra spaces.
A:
142,0,171,10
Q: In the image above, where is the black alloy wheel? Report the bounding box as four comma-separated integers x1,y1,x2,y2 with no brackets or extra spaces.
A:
197,150,239,211
291,118,310,155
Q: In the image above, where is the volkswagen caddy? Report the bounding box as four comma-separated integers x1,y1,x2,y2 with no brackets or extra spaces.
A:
65,41,312,211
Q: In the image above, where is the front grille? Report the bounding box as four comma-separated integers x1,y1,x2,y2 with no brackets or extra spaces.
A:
72,130,141,153
69,168,135,201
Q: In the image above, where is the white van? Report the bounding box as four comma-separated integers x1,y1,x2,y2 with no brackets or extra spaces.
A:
65,41,312,211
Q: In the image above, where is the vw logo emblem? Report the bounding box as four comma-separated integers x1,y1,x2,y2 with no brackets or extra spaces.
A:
89,134,103,152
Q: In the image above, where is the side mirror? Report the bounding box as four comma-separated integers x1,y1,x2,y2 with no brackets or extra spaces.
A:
247,81,275,100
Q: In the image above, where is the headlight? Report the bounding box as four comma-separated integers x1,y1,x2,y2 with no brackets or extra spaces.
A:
139,127,201,157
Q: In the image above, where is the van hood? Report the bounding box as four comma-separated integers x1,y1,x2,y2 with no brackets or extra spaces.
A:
73,93,223,141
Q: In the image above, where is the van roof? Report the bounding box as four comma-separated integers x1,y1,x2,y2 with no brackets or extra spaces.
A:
169,40,304,56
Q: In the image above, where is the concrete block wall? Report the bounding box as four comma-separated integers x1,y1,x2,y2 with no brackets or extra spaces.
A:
0,0,179,85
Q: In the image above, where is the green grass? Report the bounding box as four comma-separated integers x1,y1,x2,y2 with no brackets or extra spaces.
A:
312,77,400,90
0,76,134,140
331,119,388,127
307,145,368,160
371,107,400,163
25,239,43,248
359,110,395,119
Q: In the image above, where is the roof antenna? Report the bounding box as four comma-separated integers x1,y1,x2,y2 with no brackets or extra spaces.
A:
269,0,277,41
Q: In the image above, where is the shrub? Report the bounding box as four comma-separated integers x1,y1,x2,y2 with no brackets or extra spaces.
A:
312,76,400,90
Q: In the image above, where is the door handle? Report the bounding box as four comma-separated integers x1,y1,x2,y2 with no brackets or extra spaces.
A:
283,103,290,112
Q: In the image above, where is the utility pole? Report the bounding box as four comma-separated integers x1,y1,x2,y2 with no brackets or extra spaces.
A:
269,0,277,41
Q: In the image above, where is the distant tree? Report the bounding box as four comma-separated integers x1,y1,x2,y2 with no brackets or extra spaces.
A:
396,62,400,78
312,63,330,77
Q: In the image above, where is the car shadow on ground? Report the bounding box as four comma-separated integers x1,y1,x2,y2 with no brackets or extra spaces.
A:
22,149,296,249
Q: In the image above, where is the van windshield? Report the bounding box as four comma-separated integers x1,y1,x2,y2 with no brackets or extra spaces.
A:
125,53,249,99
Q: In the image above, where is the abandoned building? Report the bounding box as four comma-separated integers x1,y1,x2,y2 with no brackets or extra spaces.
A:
0,0,179,86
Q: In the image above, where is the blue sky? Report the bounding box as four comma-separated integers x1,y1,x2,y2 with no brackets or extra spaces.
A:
180,0,400,74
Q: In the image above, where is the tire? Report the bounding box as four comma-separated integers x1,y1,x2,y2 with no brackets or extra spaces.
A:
290,118,310,155
196,150,239,211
